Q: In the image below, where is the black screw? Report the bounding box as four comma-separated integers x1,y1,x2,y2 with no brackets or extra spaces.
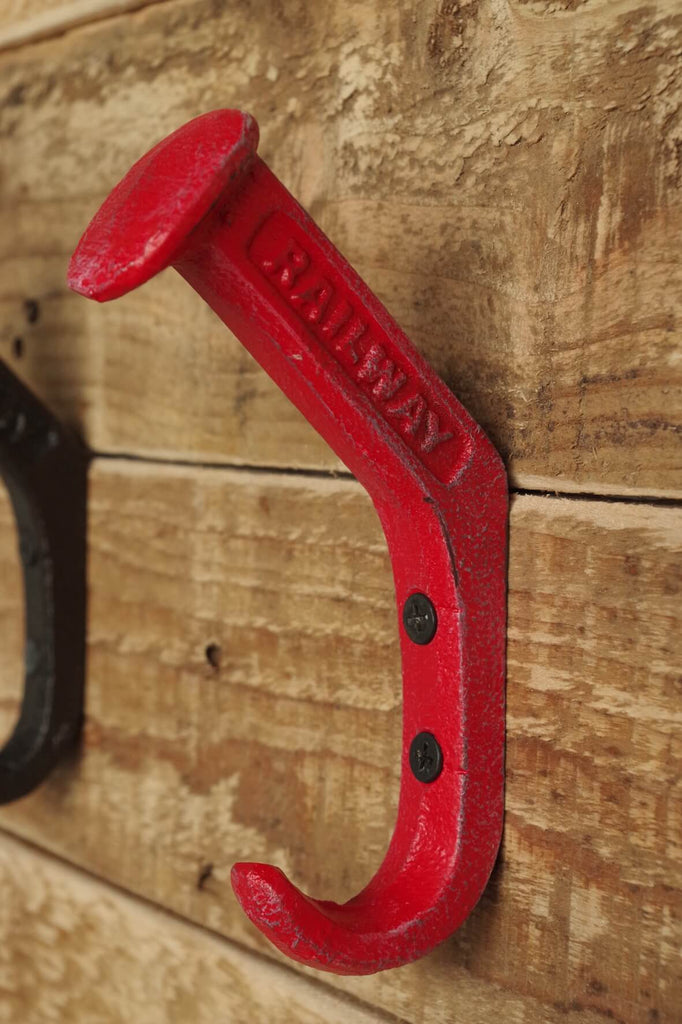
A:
409,732,443,783
402,592,437,645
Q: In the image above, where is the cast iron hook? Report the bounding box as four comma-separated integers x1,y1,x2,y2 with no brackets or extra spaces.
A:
0,362,88,804
68,110,507,975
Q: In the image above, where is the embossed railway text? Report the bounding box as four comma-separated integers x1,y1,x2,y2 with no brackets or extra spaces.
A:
249,212,467,485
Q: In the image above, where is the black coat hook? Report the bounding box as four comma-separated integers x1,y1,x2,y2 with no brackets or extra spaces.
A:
0,362,88,803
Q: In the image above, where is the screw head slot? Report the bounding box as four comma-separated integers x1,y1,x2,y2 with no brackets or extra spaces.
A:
409,732,443,783
402,592,437,645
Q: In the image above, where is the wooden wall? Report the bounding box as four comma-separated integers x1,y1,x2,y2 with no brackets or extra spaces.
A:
0,1,680,1021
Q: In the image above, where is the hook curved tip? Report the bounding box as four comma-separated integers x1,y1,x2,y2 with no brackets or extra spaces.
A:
231,861,381,975
231,861,297,923
230,857,458,975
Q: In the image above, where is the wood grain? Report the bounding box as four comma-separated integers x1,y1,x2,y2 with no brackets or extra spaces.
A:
0,0,680,495
0,1,149,53
0,0,680,1019
0,460,678,1023
0,832,396,1024
0,0,68,40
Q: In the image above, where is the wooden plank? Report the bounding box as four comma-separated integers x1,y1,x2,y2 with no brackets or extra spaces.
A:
0,0,68,42
0,832,395,1024
0,1,146,54
0,0,680,495
0,461,679,1022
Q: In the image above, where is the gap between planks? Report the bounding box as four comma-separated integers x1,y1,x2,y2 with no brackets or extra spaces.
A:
0,457,678,1022
0,825,407,1024
92,449,682,510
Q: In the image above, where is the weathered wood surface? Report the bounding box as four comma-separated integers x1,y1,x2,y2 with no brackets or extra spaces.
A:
0,1,143,52
0,832,396,1024
0,0,680,1020
0,0,64,39
0,461,679,1023
0,0,681,495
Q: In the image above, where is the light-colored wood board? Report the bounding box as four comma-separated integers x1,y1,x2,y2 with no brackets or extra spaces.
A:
0,832,398,1024
0,0,72,41
0,840,612,1024
0,461,679,1023
0,0,680,495
0,1,153,53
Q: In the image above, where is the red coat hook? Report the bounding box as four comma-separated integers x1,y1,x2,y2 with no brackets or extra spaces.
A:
68,110,508,975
